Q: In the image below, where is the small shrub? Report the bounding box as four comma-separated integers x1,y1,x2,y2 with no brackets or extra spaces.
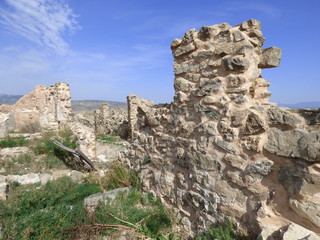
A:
0,137,28,148
143,208,172,237
143,155,151,164
106,163,140,190
85,163,140,191
195,219,235,240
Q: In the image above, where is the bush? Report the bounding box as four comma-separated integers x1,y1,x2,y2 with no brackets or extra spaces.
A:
85,163,141,191
195,219,235,240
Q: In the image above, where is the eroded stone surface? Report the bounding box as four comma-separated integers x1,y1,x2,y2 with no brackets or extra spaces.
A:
0,82,72,137
118,19,319,238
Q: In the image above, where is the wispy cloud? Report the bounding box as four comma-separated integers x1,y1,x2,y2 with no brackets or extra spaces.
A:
0,0,80,55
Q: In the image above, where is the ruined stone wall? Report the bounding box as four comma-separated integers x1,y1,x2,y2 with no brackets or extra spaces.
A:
94,104,129,139
123,20,320,238
0,82,72,137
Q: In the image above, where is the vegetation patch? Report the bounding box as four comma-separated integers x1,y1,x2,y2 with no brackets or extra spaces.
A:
0,136,28,148
31,129,79,170
195,219,235,240
0,168,177,239
96,134,123,146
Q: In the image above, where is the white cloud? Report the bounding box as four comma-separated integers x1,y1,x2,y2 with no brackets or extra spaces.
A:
0,0,80,55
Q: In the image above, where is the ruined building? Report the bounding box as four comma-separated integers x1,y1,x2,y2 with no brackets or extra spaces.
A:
122,19,320,238
0,82,72,138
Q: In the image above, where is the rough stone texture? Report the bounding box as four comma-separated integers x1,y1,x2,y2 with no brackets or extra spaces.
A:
258,47,282,69
0,182,8,200
120,20,319,238
84,187,130,212
68,122,97,159
265,128,320,162
94,104,128,138
1,170,84,187
267,107,301,127
282,223,320,240
0,82,72,137
0,147,30,159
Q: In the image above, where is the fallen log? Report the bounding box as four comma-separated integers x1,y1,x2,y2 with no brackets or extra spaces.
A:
52,138,95,171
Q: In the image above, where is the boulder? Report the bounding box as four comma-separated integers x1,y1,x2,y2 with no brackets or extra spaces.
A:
265,128,320,162
84,187,130,213
282,223,320,240
259,47,282,69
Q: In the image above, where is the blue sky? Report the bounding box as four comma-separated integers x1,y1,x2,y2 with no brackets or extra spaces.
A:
0,0,319,104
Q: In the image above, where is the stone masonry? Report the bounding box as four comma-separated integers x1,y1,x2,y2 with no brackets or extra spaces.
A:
94,104,128,138
122,20,320,238
0,82,72,137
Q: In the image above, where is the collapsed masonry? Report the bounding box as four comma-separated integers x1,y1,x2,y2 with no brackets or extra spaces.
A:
94,104,129,139
0,82,72,138
122,20,320,238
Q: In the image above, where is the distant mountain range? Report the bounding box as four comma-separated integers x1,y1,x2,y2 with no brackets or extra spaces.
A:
278,102,320,109
0,94,126,112
71,100,126,112
1,93,320,110
0,94,23,105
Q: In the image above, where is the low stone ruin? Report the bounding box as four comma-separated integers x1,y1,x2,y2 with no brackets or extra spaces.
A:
94,104,128,138
0,82,72,137
122,19,320,238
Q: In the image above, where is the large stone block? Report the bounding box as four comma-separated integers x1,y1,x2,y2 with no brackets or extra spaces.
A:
265,128,320,162
259,47,282,68
282,223,320,240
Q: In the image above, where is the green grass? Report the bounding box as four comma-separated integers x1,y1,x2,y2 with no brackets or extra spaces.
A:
0,137,29,148
85,163,141,191
195,219,235,240
31,129,79,171
0,167,176,239
0,129,78,175
0,153,67,176
96,134,123,146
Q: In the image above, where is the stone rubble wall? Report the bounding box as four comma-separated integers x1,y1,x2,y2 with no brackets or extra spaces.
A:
94,104,129,139
122,19,320,238
0,82,72,137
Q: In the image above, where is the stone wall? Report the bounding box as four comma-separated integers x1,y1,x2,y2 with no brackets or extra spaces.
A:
122,20,320,238
94,104,129,139
0,82,72,137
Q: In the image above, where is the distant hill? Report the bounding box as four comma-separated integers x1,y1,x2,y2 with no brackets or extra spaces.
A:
71,100,126,112
2,94,319,111
279,102,320,109
0,95,126,112
0,94,23,105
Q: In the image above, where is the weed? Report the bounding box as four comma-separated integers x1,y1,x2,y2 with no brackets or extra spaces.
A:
0,153,67,175
96,134,123,146
0,176,177,240
31,129,78,170
143,155,151,164
85,163,140,191
0,136,28,148
195,219,235,240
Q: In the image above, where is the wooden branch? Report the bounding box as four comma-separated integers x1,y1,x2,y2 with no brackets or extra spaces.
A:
51,138,96,171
